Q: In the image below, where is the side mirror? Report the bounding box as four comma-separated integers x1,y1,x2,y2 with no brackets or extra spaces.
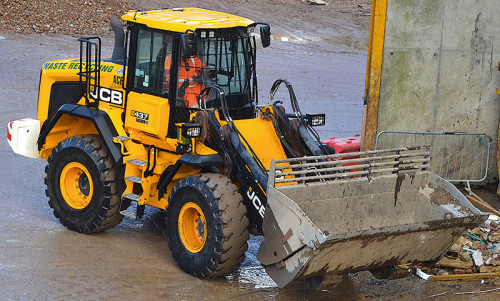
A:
180,32,197,56
260,24,271,48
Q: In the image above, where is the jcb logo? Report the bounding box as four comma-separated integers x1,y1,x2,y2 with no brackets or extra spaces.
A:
89,87,123,105
247,187,265,218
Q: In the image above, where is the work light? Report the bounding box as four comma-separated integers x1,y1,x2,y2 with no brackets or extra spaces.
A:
182,123,202,138
306,114,326,126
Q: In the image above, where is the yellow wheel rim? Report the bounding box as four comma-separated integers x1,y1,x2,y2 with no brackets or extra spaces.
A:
59,162,93,210
178,202,207,253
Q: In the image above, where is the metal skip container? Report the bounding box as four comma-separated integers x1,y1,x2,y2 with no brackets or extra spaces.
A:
257,147,487,287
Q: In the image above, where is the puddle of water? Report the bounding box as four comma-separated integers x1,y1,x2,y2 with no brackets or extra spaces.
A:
148,209,277,289
272,31,368,50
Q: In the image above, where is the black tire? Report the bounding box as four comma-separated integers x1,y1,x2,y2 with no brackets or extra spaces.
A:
166,173,249,278
45,135,123,233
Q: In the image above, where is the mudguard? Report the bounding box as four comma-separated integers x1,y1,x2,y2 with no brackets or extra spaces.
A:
37,104,122,163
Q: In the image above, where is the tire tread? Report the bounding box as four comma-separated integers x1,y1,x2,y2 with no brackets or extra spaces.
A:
167,173,249,278
45,135,123,233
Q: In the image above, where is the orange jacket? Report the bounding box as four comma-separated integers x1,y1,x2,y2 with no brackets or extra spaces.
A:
164,56,205,107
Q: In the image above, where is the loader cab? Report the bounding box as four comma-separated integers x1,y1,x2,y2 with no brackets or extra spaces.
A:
122,9,266,142
185,27,255,113
130,27,175,98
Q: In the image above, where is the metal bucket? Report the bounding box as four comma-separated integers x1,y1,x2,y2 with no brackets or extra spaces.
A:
257,147,487,287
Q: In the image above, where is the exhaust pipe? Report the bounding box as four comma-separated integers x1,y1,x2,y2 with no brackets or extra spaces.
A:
110,16,125,62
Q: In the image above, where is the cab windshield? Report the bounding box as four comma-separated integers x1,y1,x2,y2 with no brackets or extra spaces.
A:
176,27,256,109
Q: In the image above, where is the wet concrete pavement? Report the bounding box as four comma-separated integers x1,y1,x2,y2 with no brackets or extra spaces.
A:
1,34,500,300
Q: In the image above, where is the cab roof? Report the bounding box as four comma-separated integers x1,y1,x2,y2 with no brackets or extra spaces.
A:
122,8,255,33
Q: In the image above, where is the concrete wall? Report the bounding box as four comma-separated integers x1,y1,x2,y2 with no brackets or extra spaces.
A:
377,0,500,182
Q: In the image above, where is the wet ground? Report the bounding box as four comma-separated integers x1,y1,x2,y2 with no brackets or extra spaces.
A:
1,28,500,300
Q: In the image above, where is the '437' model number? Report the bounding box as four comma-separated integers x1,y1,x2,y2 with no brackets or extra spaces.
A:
131,110,149,124
131,110,149,120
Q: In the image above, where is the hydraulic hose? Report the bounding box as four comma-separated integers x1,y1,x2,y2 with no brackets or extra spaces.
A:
199,85,268,179
268,79,329,156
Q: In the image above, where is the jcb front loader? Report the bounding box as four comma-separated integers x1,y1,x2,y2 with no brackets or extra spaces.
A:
7,8,487,287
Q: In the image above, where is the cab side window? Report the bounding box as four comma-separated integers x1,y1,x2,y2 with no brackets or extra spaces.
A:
133,29,174,96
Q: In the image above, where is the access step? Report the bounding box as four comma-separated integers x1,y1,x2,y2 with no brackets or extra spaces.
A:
128,158,147,167
119,202,145,219
123,193,141,202
113,136,130,142
125,176,142,183
120,210,138,218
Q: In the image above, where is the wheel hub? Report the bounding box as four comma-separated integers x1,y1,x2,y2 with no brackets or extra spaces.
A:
178,202,207,253
59,162,93,209
195,216,205,238
78,172,90,196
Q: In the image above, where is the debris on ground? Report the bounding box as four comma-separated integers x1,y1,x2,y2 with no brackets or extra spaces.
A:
0,0,132,35
415,215,500,279
305,0,328,5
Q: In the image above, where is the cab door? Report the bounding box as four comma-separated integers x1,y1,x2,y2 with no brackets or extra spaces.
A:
125,28,175,139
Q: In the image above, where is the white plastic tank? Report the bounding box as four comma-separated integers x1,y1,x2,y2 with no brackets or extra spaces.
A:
7,118,41,159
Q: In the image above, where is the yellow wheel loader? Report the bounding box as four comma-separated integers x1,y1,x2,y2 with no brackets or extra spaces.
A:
7,8,487,287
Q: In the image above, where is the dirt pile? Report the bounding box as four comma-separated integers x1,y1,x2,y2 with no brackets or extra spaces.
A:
0,0,131,35
1,1,371,50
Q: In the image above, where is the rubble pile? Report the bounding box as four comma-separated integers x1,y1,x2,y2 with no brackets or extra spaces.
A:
421,216,500,276
0,0,132,35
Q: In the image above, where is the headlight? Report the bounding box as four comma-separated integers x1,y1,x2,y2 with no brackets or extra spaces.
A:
182,123,202,138
306,114,326,126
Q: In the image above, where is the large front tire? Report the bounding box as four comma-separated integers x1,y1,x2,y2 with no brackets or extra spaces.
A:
167,173,249,278
45,135,123,233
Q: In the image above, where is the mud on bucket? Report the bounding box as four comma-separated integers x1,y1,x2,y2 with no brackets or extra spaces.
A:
257,147,487,287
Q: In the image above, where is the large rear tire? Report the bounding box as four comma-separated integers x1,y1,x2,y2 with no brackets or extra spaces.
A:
166,173,249,278
45,135,123,233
